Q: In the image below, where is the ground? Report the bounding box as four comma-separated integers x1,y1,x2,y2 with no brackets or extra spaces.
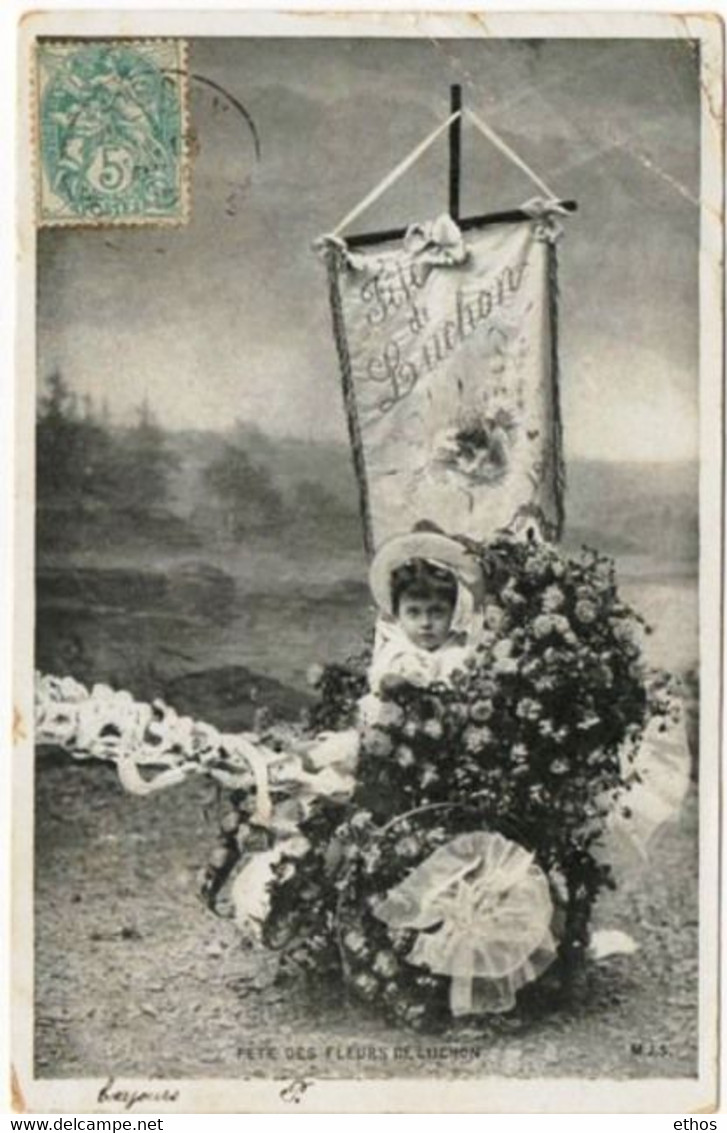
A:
33,540,700,1085
34,751,698,1083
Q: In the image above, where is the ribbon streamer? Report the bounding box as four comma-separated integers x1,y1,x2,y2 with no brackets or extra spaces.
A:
34,672,357,818
324,103,560,243
464,108,559,201
330,109,463,237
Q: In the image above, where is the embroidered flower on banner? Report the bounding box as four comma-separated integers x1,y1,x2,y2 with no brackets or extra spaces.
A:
431,409,517,488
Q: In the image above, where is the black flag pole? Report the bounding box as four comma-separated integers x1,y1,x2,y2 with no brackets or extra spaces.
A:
449,83,462,223
346,83,577,248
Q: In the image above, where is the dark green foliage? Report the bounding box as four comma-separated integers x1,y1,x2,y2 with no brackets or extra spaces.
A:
202,442,284,540
36,373,181,549
246,537,673,1027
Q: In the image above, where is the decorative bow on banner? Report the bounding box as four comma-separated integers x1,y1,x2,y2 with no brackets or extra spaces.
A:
319,207,567,553
373,830,557,1015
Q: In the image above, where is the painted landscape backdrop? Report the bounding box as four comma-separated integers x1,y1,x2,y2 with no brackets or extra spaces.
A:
36,371,698,736
33,368,701,1080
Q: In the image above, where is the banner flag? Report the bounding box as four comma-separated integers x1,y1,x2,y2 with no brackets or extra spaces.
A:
321,213,565,554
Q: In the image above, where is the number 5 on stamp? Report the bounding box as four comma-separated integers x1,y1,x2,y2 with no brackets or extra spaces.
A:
34,40,189,226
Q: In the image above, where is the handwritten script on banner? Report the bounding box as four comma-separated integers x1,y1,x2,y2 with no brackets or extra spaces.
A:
323,217,565,552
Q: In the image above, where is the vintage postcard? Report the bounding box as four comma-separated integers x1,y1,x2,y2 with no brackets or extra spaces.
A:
13,9,723,1114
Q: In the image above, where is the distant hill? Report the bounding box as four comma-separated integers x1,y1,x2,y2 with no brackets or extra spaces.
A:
562,459,698,566
164,429,698,567
168,426,358,515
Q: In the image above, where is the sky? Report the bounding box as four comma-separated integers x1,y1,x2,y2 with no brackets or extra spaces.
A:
37,35,701,463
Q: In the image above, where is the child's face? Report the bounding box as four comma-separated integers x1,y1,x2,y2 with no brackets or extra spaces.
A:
396,594,455,651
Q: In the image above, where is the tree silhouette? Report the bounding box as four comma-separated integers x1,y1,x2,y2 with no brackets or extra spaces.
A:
294,478,350,520
37,371,118,504
36,376,187,554
203,443,284,539
115,397,178,514
37,370,76,498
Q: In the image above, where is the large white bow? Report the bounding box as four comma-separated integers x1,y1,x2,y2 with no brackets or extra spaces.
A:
374,830,557,1015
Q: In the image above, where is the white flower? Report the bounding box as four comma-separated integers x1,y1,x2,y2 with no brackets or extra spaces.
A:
464,725,493,752
533,614,555,638
396,745,415,768
421,763,439,788
612,620,634,643
358,694,404,730
344,930,367,956
493,638,514,661
373,951,398,978
469,699,494,723
306,729,360,771
306,663,326,688
350,809,373,830
482,604,506,631
361,727,393,757
542,585,565,612
516,698,541,720
524,556,548,579
575,600,598,624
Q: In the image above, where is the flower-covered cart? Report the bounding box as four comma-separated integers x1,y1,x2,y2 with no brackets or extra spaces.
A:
36,533,685,1032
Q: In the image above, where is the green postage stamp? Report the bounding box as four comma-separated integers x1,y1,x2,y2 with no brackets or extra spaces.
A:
35,40,189,226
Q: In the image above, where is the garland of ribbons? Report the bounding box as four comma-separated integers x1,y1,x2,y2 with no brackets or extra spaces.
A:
34,672,346,828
